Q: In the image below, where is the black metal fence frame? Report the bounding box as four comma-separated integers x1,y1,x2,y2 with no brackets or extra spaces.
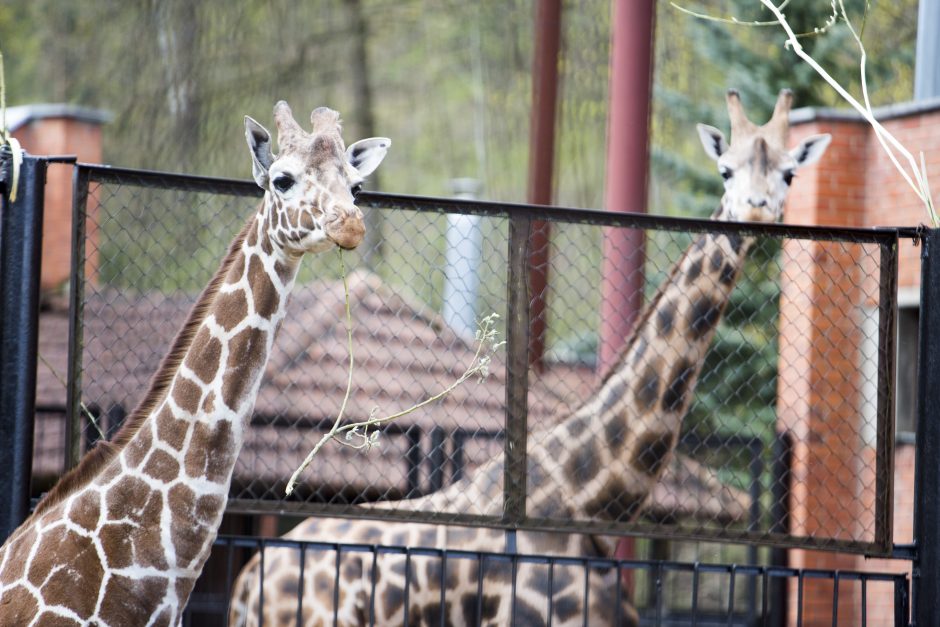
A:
67,163,905,555
0,158,931,623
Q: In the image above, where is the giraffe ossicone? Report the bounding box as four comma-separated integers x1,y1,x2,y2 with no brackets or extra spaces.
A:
0,101,388,626
229,89,830,627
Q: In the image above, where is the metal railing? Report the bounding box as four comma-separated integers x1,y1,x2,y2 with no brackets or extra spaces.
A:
182,536,910,626
0,158,930,623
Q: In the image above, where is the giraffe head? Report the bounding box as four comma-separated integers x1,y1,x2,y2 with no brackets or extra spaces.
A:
244,101,389,253
697,89,830,223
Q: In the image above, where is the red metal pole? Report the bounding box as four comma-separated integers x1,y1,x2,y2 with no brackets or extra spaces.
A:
526,0,562,373
602,0,656,595
599,0,654,375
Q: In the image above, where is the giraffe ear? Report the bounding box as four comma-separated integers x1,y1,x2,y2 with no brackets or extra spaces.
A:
346,137,390,178
697,124,728,162
790,133,831,168
245,116,275,188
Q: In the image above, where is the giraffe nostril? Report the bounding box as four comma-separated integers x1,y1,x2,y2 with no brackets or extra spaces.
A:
748,198,768,208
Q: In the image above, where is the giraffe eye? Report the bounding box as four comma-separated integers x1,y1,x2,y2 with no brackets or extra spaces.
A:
719,166,733,181
272,174,295,193
782,169,795,185
351,183,363,197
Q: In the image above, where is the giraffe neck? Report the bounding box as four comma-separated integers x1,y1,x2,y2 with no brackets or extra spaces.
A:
393,213,756,542
123,205,299,516
528,221,754,528
0,203,303,625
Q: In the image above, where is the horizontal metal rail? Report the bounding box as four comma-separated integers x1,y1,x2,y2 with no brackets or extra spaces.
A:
75,163,917,242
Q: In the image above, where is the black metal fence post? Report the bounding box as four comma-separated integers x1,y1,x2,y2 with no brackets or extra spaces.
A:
0,153,47,541
914,227,940,626
504,215,530,525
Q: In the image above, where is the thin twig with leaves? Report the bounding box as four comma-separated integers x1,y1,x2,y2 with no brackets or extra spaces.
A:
284,251,505,496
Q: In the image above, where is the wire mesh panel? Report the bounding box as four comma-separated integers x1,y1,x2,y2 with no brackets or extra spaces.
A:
68,165,901,555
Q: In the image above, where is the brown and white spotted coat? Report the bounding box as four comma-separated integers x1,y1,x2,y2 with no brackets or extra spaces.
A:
229,90,831,626
0,102,389,627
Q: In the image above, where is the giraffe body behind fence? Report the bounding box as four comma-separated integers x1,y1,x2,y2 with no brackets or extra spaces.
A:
0,102,388,627
229,89,830,627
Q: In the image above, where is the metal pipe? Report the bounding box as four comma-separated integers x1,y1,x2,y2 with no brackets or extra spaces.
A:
0,154,47,540
598,0,655,376
915,0,940,100
526,0,562,372
913,228,940,626
443,178,482,339
606,0,656,595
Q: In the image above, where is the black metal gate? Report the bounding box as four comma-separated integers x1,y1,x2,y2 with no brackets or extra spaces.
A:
1,155,929,625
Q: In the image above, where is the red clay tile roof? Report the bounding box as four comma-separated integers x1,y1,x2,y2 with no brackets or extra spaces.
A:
32,270,748,522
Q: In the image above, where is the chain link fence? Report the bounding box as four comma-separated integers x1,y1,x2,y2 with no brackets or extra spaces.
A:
52,164,901,556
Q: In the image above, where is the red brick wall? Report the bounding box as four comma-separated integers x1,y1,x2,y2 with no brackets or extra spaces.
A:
11,116,103,292
779,104,939,625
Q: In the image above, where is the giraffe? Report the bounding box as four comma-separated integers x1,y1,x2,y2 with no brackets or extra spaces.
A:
0,101,389,626
229,89,831,626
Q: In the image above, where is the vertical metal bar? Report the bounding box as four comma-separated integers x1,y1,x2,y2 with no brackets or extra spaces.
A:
475,555,484,626
861,577,867,627
581,561,590,627
405,426,422,497
0,154,47,540
296,543,306,627
654,562,664,626
747,439,763,623
691,563,700,627
510,555,520,625
403,550,413,627
504,216,530,525
727,565,737,626
797,572,804,627
761,568,770,627
333,546,341,627
429,427,446,493
914,228,940,627
66,165,91,470
224,538,234,627
613,560,622,627
368,547,378,627
831,572,839,627
896,575,910,627
875,238,899,551
257,540,265,626
547,561,555,627
452,429,466,482
770,432,792,627
439,553,447,627
107,404,126,439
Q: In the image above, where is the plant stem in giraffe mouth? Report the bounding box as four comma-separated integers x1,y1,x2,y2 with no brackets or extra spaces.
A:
283,251,506,497
285,249,355,495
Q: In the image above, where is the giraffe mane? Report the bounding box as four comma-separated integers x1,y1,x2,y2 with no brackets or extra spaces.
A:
598,228,712,386
29,212,257,519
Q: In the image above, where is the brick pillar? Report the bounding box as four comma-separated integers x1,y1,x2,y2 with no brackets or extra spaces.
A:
779,102,940,624
777,120,871,626
10,106,107,294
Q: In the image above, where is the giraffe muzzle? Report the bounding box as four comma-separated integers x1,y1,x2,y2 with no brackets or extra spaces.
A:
325,211,366,250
